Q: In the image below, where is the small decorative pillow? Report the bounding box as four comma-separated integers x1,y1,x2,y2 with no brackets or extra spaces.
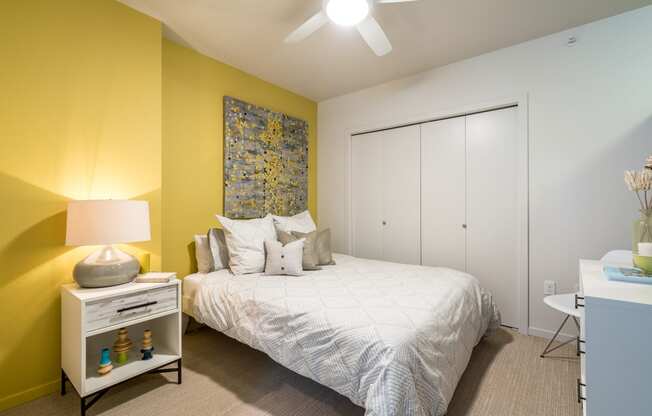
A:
207,228,229,271
272,210,317,234
217,214,277,275
278,230,320,270
194,234,214,274
264,239,304,276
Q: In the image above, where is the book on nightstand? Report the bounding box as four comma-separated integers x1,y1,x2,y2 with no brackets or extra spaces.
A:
134,272,177,283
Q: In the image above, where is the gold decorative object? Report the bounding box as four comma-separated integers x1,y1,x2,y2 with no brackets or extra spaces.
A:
113,328,133,365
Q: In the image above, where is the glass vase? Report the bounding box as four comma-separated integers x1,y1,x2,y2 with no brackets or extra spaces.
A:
633,209,652,268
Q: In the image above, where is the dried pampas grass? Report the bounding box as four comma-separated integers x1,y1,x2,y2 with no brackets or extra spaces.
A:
625,170,652,192
625,169,652,210
646,155,652,170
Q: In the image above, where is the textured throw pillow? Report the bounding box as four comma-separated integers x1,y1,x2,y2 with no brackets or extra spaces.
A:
216,214,277,275
207,228,229,271
194,234,214,274
278,230,321,270
272,210,317,234
264,239,304,276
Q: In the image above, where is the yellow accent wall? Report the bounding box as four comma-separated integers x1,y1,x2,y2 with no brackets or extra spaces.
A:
162,40,318,277
0,1,317,410
0,0,162,410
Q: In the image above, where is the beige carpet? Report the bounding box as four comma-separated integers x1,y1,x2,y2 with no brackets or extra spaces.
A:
1,327,581,416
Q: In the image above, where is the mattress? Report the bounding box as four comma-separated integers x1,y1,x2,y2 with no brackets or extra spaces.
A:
191,253,500,416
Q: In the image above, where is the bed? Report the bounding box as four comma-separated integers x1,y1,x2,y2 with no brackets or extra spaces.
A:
184,253,500,416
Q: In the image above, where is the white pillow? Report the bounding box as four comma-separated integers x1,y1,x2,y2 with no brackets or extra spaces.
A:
264,239,304,276
272,210,316,234
194,234,213,274
216,214,277,275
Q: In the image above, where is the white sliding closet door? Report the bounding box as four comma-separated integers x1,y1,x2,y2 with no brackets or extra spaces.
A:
351,125,421,264
352,132,383,260
467,107,520,328
420,118,466,271
381,126,421,264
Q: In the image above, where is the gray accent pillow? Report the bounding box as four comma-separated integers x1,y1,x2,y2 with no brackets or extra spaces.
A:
194,234,214,274
315,228,336,266
279,228,336,268
278,230,321,270
264,239,304,276
207,228,229,271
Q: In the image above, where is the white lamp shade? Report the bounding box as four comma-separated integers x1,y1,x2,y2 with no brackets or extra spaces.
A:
65,200,151,246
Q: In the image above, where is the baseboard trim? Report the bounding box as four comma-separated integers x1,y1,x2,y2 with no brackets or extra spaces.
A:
528,326,577,343
0,379,59,412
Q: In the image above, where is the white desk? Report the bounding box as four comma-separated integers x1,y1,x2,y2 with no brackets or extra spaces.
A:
579,252,652,416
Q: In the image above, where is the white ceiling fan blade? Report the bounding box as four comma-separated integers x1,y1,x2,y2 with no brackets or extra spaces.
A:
356,16,392,56
376,0,420,3
284,11,329,43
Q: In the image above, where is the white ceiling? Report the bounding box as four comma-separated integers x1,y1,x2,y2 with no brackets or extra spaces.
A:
119,0,652,101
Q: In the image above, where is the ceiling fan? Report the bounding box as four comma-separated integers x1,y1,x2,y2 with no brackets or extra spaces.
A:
284,0,420,56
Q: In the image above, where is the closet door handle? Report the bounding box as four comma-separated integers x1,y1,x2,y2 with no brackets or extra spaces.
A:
382,221,387,226
462,224,467,229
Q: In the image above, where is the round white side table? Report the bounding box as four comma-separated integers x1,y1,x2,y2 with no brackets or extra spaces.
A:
540,293,583,358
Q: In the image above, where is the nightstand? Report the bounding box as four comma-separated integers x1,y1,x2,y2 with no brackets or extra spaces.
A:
61,275,182,416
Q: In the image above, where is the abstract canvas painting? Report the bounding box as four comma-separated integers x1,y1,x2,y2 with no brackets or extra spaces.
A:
224,96,308,219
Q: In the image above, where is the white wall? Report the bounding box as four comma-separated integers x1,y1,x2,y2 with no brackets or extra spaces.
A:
318,6,652,337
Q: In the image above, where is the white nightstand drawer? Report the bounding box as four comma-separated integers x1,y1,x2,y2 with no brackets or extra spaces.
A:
85,285,177,332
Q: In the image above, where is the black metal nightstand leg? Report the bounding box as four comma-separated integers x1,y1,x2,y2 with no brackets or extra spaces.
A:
178,358,182,384
61,369,67,396
81,389,108,416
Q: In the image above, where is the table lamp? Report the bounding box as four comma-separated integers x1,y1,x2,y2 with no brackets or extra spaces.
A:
66,200,151,288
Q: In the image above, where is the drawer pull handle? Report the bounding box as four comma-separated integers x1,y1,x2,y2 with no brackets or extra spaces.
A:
574,294,585,309
577,379,586,403
117,301,158,313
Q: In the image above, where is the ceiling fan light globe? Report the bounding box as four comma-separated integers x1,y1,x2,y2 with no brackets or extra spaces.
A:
326,0,370,26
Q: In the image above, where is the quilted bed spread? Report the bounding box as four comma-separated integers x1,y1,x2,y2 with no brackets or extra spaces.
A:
192,254,500,416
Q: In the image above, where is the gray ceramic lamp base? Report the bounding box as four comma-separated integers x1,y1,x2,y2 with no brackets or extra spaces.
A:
73,245,140,288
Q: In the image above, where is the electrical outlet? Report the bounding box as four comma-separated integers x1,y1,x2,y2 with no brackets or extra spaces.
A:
544,280,556,295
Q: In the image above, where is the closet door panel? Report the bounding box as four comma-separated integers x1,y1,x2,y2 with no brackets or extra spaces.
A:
420,118,466,271
467,107,519,328
352,133,383,260
381,125,421,264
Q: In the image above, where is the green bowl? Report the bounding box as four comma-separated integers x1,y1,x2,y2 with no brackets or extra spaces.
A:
634,255,652,275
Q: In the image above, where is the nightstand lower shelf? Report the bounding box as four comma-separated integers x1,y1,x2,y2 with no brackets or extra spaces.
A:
85,352,181,394
61,358,182,416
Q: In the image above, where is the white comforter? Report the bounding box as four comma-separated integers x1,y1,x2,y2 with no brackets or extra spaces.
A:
192,254,500,416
